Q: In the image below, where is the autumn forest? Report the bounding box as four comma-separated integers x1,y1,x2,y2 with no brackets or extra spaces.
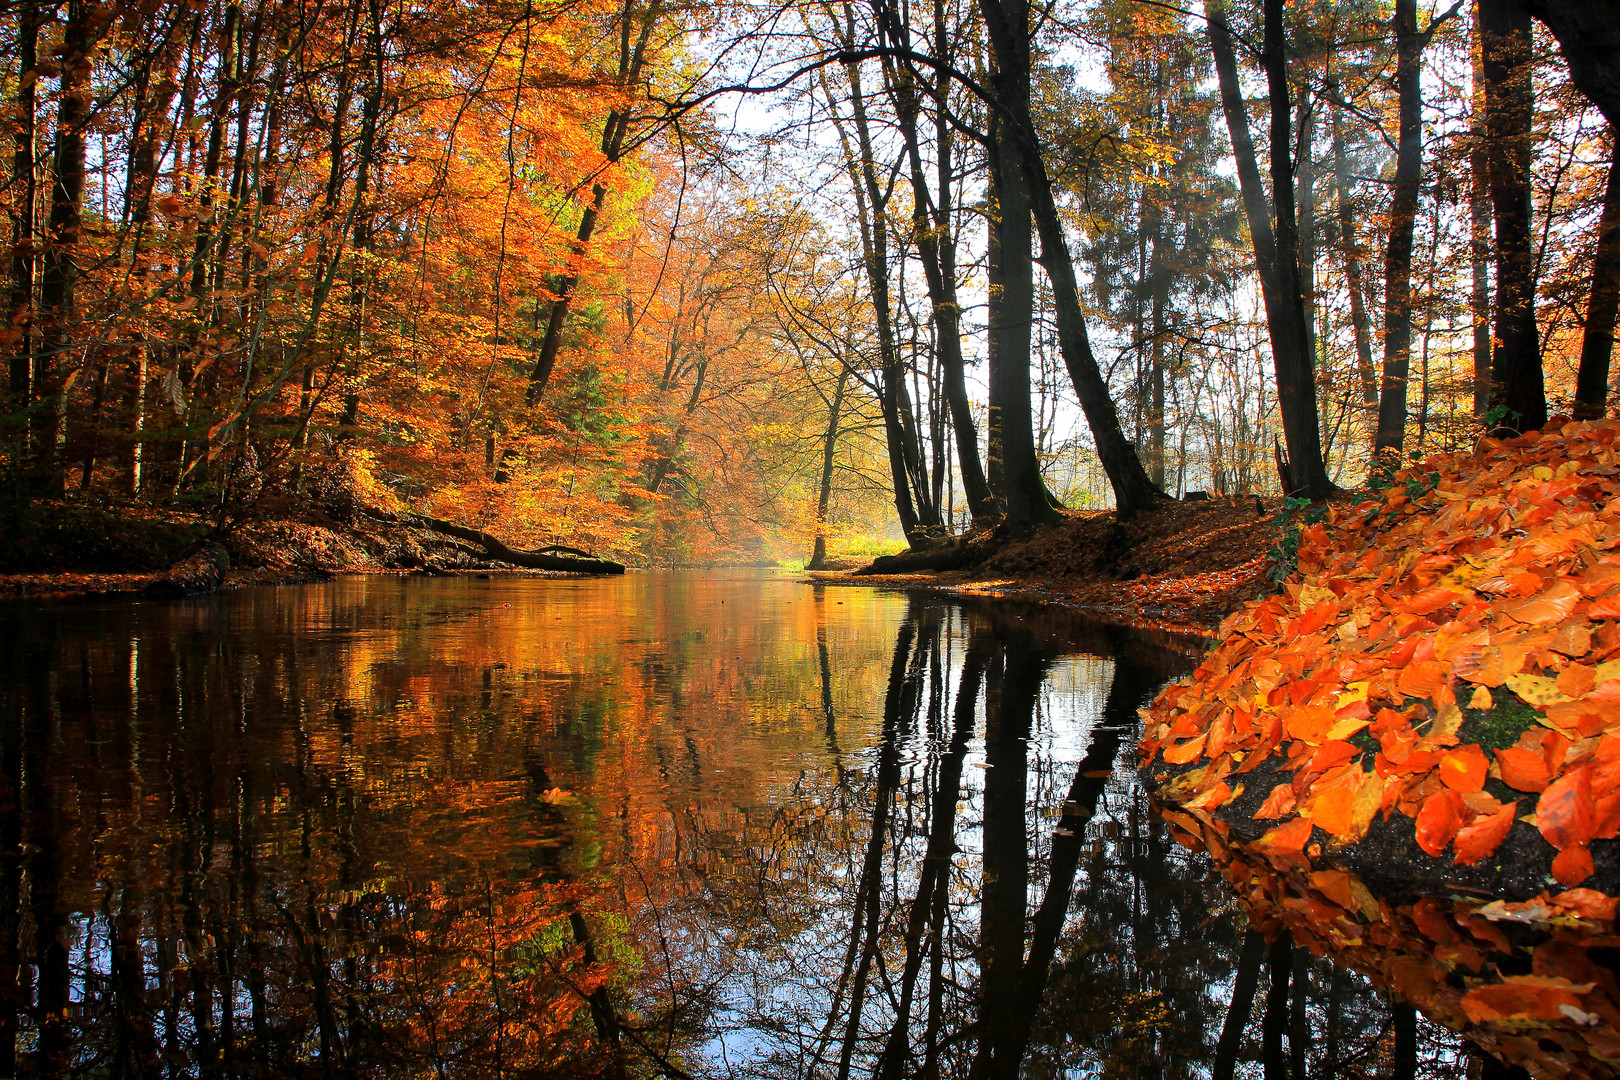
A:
1,0,1616,570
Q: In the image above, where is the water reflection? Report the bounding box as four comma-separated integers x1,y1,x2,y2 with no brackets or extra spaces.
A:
1,573,1474,1077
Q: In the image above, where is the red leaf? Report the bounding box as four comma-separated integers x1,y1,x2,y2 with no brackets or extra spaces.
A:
1453,801,1516,866
1552,844,1595,887
1494,746,1551,793
1414,789,1462,857
1253,783,1297,820
1537,768,1596,850
1294,599,1337,636
1551,888,1619,920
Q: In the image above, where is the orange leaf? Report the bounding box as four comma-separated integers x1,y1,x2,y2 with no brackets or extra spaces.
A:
1414,789,1461,857
1401,585,1465,616
1494,746,1551,792
1184,780,1233,812
1294,598,1337,635
1253,783,1297,820
1537,768,1596,850
1453,801,1516,866
1438,745,1489,793
1304,782,1357,837
1253,817,1314,854
1552,844,1595,887
1397,660,1445,699
1162,732,1207,765
1500,581,1581,625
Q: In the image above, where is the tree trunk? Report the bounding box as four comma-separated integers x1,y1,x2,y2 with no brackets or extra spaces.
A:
1207,0,1332,499
1521,0,1620,126
808,370,849,570
1481,0,1546,433
1327,78,1378,407
1376,0,1424,460
405,514,626,573
35,0,105,497
976,0,1056,534
827,49,934,544
8,4,38,489
522,0,664,406
985,121,1006,498
1471,35,1495,418
884,30,997,524
1025,166,1161,515
1575,124,1620,419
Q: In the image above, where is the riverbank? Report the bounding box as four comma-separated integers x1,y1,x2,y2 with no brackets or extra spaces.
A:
0,504,586,599
813,495,1284,636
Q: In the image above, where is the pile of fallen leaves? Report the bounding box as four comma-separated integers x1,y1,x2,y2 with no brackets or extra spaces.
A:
1142,419,1620,890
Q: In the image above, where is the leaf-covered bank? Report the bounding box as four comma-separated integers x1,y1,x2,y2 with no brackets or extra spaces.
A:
1142,418,1620,902
816,495,1283,635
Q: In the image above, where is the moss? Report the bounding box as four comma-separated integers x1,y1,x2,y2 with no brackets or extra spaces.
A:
1460,690,1541,751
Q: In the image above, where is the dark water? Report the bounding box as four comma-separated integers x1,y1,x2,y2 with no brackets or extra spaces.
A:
0,572,1473,1078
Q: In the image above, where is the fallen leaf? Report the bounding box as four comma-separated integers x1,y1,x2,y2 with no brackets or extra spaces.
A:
1415,789,1462,857
1453,801,1517,865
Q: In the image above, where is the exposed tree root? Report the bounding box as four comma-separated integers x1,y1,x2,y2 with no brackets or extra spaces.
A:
401,513,626,575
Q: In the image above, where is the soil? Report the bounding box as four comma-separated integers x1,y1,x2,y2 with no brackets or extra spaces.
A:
814,495,1284,636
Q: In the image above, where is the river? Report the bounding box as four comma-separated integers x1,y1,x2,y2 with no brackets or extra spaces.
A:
1,571,1476,1077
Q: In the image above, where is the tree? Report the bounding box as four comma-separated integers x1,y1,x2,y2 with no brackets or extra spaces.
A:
1206,0,1333,499
1480,0,1546,432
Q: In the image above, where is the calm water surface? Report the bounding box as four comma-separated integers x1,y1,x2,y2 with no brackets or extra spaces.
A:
1,571,1475,1078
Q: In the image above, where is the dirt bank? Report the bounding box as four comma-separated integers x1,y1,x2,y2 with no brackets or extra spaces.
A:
0,504,589,600
813,496,1284,636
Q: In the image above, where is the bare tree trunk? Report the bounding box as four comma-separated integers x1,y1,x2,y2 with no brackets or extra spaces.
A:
976,0,1057,533
882,17,997,524
1207,0,1332,499
808,370,849,570
1481,0,1546,432
1024,169,1161,514
1471,35,1494,418
1327,77,1378,407
1575,125,1620,419
825,51,932,543
1376,0,1424,461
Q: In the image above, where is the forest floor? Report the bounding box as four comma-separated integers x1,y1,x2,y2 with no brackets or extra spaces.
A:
813,495,1286,637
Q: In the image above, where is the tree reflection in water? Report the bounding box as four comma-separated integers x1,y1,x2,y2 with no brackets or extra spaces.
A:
0,575,1474,1077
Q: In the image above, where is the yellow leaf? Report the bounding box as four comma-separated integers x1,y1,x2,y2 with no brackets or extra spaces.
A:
1325,716,1371,741
1504,672,1573,707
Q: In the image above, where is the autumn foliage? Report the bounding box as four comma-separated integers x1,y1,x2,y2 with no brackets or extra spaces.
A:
1142,418,1620,891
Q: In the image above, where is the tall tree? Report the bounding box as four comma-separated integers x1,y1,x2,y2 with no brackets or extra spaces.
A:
977,0,1063,531
1206,0,1333,499
876,0,998,525
1374,0,1424,462
1574,126,1620,420
1480,0,1546,432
